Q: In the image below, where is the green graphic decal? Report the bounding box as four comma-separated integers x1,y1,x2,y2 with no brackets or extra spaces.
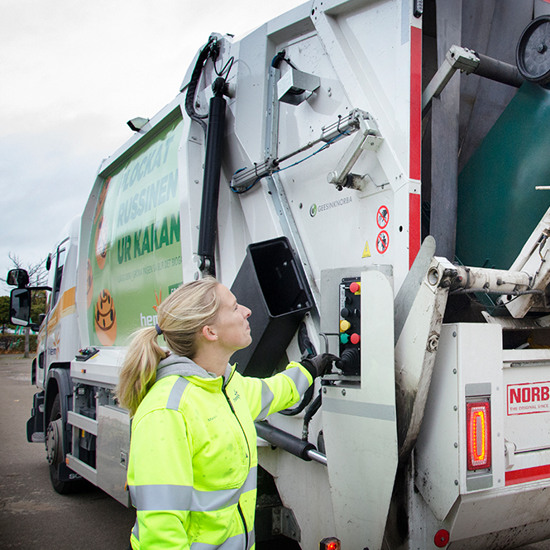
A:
87,118,184,346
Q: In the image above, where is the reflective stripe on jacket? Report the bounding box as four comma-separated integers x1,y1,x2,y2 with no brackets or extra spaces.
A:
127,355,313,549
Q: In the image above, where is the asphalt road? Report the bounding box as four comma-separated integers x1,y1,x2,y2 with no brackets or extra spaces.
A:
0,354,135,549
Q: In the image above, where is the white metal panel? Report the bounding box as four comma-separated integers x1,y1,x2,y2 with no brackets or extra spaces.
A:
258,447,336,546
416,323,506,522
455,323,505,494
323,270,397,549
503,361,550,453
449,483,550,548
70,347,126,388
415,324,461,521
502,347,550,486
97,404,131,506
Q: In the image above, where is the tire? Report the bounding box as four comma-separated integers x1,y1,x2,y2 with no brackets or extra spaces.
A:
46,393,85,494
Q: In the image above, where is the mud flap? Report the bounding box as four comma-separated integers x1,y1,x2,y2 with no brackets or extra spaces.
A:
323,270,397,550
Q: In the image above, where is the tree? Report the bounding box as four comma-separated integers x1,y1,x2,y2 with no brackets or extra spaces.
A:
8,252,49,287
0,295,11,334
31,290,47,326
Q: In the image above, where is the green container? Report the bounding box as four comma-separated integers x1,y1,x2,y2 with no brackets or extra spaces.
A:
456,82,550,269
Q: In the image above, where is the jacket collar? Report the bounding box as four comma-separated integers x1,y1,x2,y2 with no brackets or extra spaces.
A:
156,354,235,387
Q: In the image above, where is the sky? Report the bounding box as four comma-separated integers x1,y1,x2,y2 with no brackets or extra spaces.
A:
0,0,304,294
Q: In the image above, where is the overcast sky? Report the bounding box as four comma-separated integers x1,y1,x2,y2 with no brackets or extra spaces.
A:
0,0,303,294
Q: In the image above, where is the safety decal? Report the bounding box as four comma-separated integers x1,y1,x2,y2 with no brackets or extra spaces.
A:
362,241,371,258
376,205,389,229
376,231,389,254
506,464,550,486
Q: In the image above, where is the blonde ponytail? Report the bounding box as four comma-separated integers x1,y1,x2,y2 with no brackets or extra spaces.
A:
117,326,167,415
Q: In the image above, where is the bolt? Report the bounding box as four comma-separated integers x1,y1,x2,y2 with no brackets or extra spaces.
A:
342,389,346,396
427,334,439,352
427,268,440,286
455,480,459,486
538,43,547,54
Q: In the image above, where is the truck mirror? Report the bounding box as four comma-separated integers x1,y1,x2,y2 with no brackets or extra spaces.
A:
6,269,30,288
10,288,31,326
30,313,47,333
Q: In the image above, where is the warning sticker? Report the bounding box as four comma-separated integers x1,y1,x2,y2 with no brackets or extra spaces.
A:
507,381,550,415
362,241,371,258
376,231,389,254
377,205,389,229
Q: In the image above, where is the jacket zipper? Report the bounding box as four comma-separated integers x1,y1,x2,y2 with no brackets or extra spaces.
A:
222,378,252,470
222,381,251,549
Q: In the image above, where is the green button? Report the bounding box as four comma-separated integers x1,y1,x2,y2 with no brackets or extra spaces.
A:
340,333,349,344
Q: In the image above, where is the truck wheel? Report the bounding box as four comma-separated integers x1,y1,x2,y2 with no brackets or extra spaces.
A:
46,394,83,494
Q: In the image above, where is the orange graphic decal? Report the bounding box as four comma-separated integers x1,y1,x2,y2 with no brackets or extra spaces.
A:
153,289,162,312
94,177,111,223
94,289,117,345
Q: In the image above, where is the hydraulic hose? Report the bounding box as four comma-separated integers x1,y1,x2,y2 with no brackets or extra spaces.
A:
279,324,316,416
278,385,313,416
184,37,218,134
302,391,322,441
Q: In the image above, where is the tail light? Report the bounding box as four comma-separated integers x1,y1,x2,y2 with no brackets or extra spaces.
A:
466,401,491,470
320,537,341,550
434,529,450,548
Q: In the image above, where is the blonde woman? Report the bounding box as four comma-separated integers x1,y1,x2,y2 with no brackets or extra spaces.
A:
118,277,335,550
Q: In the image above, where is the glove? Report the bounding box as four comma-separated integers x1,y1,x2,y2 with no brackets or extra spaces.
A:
300,353,339,378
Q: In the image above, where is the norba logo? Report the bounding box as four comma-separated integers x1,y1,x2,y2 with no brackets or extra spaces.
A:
309,196,352,217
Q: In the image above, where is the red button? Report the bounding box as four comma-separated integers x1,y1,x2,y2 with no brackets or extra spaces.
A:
349,282,360,294
350,333,360,345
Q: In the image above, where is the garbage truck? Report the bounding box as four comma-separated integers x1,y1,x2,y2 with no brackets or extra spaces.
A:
9,0,550,547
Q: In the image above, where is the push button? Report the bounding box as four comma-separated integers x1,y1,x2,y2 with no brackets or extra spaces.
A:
340,319,351,332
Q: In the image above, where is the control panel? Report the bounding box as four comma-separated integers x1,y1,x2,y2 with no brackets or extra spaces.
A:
338,277,361,375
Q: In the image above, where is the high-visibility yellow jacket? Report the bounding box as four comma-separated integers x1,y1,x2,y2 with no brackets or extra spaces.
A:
127,355,313,549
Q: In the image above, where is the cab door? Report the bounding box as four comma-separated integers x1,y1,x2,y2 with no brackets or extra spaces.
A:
37,239,68,387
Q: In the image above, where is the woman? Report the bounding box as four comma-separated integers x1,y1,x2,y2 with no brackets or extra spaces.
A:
117,277,334,549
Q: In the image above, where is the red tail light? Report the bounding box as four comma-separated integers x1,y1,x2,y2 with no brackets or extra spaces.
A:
466,401,491,470
434,529,450,547
320,537,341,550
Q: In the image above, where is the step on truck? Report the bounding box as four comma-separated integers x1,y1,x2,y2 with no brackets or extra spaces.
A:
9,1,550,548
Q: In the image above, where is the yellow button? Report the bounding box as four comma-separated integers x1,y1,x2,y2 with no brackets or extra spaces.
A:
340,319,351,332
